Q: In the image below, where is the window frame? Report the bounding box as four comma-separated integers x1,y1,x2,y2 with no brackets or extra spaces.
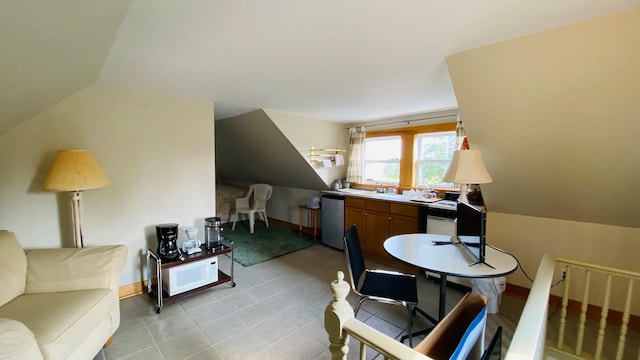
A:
353,122,457,191
362,135,402,184
413,131,457,188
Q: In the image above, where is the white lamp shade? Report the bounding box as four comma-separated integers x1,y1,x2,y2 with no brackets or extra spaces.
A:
44,150,110,191
442,149,493,184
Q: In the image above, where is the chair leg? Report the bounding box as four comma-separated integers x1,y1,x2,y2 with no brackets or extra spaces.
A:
406,305,414,347
354,297,367,316
231,212,237,230
263,210,269,227
249,213,255,234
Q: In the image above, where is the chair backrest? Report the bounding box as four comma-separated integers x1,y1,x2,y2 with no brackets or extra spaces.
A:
248,184,273,210
344,225,366,292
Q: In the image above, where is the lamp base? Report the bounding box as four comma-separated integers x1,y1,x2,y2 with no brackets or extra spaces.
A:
457,184,470,204
70,191,85,248
467,186,484,206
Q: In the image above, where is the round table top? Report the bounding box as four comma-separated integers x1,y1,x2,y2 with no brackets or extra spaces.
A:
383,233,518,278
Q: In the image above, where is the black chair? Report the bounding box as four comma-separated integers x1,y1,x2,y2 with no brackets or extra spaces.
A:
481,326,502,360
343,225,421,346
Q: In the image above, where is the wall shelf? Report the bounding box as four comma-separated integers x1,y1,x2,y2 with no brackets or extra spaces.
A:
309,147,346,166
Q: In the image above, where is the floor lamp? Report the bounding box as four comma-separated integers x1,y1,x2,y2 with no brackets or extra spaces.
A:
442,149,492,204
44,150,110,248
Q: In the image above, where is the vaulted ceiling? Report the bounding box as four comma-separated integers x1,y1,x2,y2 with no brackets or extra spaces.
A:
2,0,639,135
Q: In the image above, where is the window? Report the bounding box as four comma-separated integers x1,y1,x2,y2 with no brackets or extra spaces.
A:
414,132,456,187
363,136,401,184
356,122,457,189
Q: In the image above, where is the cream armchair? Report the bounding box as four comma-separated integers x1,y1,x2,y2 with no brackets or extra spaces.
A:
0,230,127,360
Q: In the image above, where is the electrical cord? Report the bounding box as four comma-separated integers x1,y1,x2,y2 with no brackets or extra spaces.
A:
486,243,566,288
486,243,535,282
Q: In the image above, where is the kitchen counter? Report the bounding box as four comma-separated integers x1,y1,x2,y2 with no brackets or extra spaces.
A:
322,188,457,210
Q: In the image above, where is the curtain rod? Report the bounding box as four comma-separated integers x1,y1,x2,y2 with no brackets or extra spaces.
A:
347,113,458,130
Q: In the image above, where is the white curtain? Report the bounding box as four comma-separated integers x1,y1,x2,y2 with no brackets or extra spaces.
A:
346,127,365,183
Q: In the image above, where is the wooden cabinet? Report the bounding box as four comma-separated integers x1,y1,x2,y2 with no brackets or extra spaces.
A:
389,202,421,237
344,197,423,257
363,210,389,256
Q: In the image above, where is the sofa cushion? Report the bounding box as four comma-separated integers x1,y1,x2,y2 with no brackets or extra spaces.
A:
0,289,114,360
0,231,27,307
0,317,43,360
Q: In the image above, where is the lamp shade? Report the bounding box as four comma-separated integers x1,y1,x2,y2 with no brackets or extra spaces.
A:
442,149,492,184
44,150,110,191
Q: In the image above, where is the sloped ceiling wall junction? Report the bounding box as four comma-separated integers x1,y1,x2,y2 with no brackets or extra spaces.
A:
215,110,330,190
0,0,131,134
447,9,640,228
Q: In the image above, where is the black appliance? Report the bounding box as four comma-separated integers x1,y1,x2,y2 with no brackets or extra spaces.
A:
156,223,180,260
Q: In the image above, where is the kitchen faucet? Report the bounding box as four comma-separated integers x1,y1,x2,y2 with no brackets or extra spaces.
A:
365,179,385,193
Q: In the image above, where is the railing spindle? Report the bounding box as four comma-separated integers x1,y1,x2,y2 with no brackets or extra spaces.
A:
594,273,612,359
576,269,591,356
616,278,633,360
558,265,571,350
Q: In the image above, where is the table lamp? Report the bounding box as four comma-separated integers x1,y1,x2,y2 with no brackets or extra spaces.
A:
44,150,110,247
442,149,492,204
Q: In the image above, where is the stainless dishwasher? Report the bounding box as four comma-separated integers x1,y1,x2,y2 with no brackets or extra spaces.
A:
321,194,345,250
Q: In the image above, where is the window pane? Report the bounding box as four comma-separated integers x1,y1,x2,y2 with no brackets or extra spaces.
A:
416,133,455,161
416,161,449,187
415,132,456,187
363,136,401,183
364,137,401,160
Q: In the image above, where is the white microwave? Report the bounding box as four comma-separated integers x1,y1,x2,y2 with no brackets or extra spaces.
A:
162,256,218,296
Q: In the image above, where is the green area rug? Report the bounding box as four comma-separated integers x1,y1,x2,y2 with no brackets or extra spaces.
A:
221,221,315,267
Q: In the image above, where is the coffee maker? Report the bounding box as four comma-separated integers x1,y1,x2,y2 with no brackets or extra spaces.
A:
204,217,222,250
156,223,180,260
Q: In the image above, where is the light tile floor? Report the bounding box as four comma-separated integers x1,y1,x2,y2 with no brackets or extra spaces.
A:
92,243,635,360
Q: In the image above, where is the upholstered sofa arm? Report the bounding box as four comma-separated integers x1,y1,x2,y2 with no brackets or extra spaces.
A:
0,317,43,360
24,245,127,295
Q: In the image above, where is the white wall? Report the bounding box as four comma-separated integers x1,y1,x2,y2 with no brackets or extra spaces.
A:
266,109,348,187
264,110,348,224
0,84,215,287
447,9,640,228
488,212,640,314
446,9,640,313
220,110,348,225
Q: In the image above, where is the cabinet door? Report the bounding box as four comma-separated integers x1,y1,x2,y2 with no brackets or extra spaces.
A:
389,214,421,237
345,207,365,234
364,211,390,256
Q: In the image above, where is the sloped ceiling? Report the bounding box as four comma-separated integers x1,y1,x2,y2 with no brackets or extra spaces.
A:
0,0,131,134
215,110,329,190
447,10,640,228
2,1,640,229
97,0,640,122
2,1,638,133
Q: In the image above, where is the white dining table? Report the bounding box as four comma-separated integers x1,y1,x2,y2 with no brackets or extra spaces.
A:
383,233,518,321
